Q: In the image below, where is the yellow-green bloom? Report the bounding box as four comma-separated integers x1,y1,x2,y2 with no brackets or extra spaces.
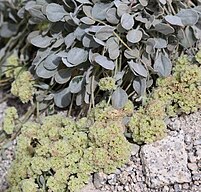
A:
3,107,18,134
99,77,116,91
11,71,35,103
20,178,38,192
5,54,22,78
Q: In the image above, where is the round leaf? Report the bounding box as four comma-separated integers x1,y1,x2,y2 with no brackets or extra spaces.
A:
92,2,113,20
54,87,71,108
121,13,134,30
55,69,71,84
155,23,175,35
67,48,88,66
30,35,53,48
112,87,128,109
106,8,119,24
43,54,61,70
46,3,67,22
128,60,148,78
36,63,56,79
164,15,184,26
177,9,199,26
154,52,172,77
95,26,114,41
64,33,75,49
69,76,83,93
126,29,143,43
133,76,146,96
106,37,119,60
95,55,115,70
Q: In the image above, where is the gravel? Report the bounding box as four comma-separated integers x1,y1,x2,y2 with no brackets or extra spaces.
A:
0,95,201,191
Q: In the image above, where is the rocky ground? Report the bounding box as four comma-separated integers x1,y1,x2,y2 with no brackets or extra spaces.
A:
0,94,201,192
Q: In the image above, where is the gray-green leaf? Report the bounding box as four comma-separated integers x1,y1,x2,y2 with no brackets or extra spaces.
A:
54,87,71,108
69,76,83,94
95,55,115,70
177,9,199,26
133,76,146,96
46,3,67,22
112,87,128,109
164,15,184,26
121,13,134,30
67,48,88,66
92,2,113,20
30,35,53,48
128,60,148,78
106,8,119,24
154,52,172,77
155,23,175,35
126,29,143,43
55,69,71,84
95,26,114,41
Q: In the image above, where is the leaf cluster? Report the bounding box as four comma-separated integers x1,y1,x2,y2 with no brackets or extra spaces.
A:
6,101,131,192
1,0,201,112
129,51,201,144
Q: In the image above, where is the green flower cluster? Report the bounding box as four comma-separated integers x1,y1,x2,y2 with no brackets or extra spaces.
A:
129,104,166,144
5,54,22,78
129,55,201,144
7,104,131,192
3,107,18,135
11,71,36,103
98,77,117,91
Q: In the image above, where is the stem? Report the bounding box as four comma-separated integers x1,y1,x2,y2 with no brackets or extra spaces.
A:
91,18,132,51
68,94,75,117
0,104,36,151
91,74,95,108
113,31,132,51
128,91,135,98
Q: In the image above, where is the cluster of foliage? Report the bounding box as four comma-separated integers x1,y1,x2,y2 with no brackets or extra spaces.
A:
129,51,201,144
1,0,201,112
3,107,18,135
6,101,132,192
1,0,201,190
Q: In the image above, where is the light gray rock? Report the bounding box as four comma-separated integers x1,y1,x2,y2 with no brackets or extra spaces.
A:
131,144,140,156
80,182,102,192
194,138,201,146
188,163,198,171
192,173,201,181
93,172,107,189
195,146,201,158
107,174,117,185
168,118,181,131
140,130,191,188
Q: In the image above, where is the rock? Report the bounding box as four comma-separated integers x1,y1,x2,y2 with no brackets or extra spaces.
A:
197,160,201,168
131,144,140,156
188,152,198,163
80,182,102,192
187,163,198,171
195,146,201,158
192,173,201,181
174,183,182,192
162,185,169,192
168,118,181,131
117,185,123,191
140,130,191,188
194,138,201,146
93,172,107,189
182,183,190,190
107,174,117,185
184,133,192,145
117,171,129,185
